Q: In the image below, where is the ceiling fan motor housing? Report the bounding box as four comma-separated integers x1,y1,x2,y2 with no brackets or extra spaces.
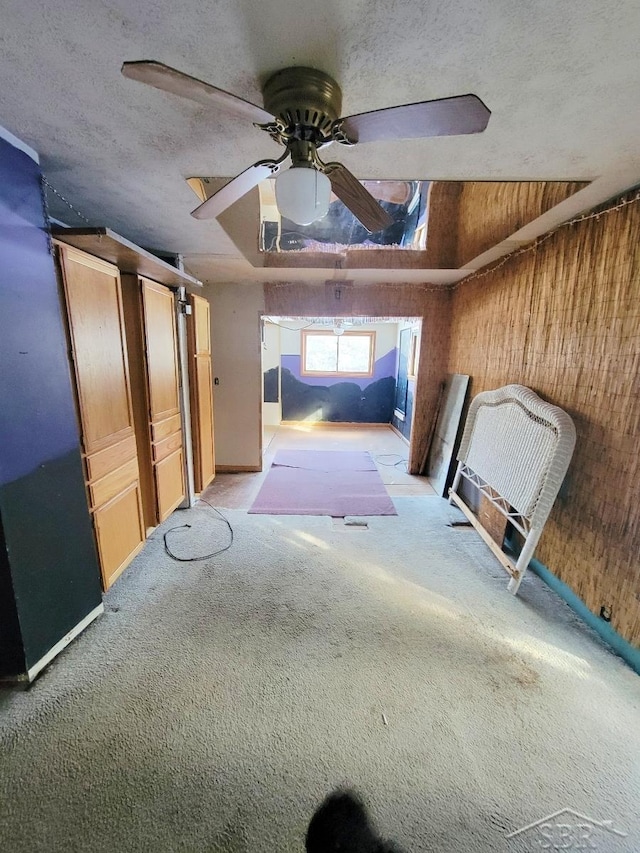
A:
262,66,343,149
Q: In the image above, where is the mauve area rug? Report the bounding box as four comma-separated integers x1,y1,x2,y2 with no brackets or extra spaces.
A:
248,449,397,517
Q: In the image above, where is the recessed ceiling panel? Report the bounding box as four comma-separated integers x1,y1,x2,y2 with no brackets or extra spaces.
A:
259,179,430,253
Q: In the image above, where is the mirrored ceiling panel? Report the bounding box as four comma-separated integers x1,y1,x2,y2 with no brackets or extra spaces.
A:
259,180,430,253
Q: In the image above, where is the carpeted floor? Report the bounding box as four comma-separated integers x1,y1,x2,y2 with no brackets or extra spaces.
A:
249,450,397,516
1,496,638,852
208,426,434,511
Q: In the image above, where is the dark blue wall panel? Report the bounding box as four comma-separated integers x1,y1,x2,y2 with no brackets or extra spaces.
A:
0,135,102,677
0,142,82,484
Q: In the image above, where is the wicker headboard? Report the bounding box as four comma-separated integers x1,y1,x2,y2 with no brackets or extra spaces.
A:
450,384,576,593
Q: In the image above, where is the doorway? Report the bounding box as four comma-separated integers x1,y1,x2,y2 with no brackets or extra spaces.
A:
260,315,422,457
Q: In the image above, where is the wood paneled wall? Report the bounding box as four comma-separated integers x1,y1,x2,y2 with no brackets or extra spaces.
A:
456,181,588,267
424,182,461,269
264,281,451,472
448,195,640,646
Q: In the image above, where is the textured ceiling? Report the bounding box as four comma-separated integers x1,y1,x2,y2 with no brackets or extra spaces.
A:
1,0,639,282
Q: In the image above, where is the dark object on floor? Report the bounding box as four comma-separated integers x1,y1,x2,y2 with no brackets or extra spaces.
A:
306,789,404,853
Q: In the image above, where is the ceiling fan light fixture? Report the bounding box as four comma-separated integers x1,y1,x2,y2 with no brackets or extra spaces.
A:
275,166,331,226
122,61,490,229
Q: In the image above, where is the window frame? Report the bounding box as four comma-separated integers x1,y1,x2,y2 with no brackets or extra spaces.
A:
407,329,420,378
301,330,376,378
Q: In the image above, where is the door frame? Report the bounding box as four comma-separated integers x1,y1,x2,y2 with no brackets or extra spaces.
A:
258,313,423,468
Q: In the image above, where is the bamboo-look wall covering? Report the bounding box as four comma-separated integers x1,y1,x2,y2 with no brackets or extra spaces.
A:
456,181,588,267
263,181,587,270
264,281,451,474
448,194,640,647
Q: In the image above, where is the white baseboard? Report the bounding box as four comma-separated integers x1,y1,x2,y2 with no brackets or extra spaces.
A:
27,603,104,682
390,423,410,444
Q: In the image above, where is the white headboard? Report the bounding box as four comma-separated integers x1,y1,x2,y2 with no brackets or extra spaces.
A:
450,384,576,593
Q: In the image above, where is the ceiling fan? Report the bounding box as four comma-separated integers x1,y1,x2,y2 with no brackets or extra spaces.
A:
121,61,490,232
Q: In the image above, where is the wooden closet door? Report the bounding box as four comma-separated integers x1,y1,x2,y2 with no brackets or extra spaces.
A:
140,278,185,520
187,294,215,492
58,245,145,589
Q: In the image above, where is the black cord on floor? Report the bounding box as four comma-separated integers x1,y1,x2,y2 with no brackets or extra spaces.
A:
163,498,234,562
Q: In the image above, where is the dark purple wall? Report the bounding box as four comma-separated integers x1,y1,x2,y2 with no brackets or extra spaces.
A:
277,347,398,423
0,135,102,677
0,146,84,484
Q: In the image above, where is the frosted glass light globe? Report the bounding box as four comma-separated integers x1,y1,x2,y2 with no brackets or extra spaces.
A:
275,167,331,226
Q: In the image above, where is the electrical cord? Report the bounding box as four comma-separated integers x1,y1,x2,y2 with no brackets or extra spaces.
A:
163,497,234,562
374,453,408,469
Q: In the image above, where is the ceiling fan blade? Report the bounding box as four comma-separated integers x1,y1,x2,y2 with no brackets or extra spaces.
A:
190,160,284,220
121,60,274,124
339,94,490,144
323,163,394,233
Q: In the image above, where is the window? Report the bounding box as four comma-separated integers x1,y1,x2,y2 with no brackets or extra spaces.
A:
302,331,375,377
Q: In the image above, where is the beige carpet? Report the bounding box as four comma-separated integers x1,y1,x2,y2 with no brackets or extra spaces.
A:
0,497,638,852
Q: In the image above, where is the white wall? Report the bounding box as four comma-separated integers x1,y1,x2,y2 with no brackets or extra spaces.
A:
262,320,281,426
206,281,264,469
373,323,399,361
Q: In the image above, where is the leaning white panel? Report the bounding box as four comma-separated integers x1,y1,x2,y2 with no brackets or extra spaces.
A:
449,384,576,594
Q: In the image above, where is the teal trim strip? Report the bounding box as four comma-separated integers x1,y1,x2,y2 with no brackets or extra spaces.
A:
529,558,640,675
